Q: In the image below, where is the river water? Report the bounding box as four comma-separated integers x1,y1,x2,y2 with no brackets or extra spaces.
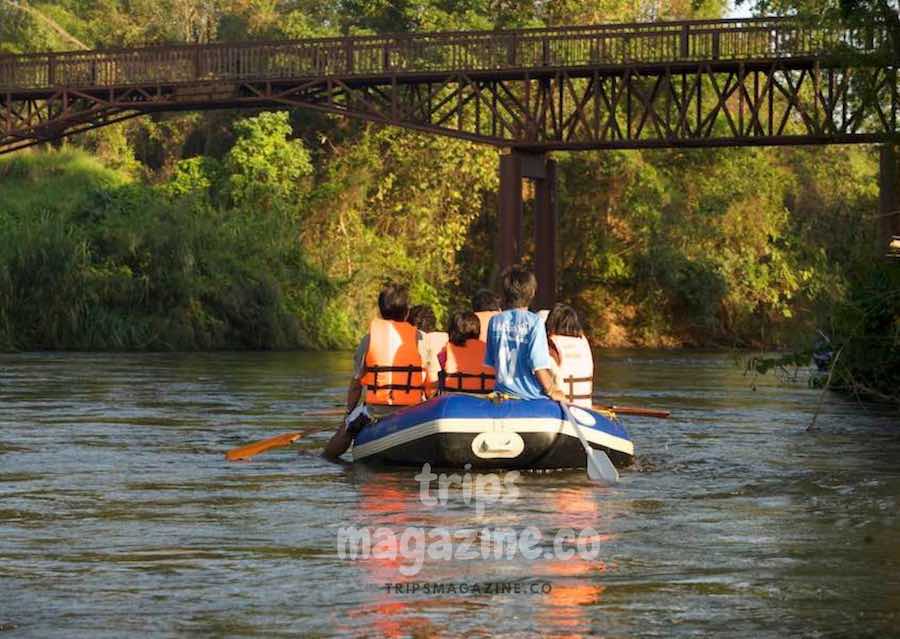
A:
1,351,898,638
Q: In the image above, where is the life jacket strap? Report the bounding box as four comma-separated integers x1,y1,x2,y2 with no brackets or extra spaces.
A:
564,375,593,401
364,364,426,394
439,370,495,394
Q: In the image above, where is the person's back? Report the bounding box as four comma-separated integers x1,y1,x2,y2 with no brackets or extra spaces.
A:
484,267,564,402
360,317,427,406
409,304,447,396
545,303,594,408
441,311,495,394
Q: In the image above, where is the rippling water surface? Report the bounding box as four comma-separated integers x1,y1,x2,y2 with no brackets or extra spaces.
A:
1,351,898,638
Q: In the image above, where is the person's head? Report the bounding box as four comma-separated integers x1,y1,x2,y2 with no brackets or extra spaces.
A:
378,282,410,321
447,310,481,346
472,288,502,313
545,303,583,338
408,304,436,333
500,265,537,309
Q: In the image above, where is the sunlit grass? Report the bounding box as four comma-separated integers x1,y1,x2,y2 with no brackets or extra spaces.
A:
0,149,129,217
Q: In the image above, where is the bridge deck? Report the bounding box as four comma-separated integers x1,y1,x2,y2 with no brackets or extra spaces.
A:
0,17,897,153
0,18,893,96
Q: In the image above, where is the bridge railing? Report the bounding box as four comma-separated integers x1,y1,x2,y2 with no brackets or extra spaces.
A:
0,17,893,92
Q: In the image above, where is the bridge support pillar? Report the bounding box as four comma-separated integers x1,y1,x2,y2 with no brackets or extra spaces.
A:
497,151,557,308
498,153,523,272
878,144,899,254
533,158,558,309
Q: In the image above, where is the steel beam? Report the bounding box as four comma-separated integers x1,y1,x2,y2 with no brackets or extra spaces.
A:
4,62,899,156
498,153,523,273
879,144,899,254
496,151,557,307
534,157,558,309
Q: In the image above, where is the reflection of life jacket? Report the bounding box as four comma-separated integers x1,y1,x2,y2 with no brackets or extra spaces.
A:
422,331,449,393
360,319,426,406
442,339,495,394
475,310,499,342
550,335,594,407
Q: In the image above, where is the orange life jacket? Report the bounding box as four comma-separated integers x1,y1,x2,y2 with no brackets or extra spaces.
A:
442,339,496,394
550,334,594,407
360,319,426,406
422,331,449,395
475,310,499,342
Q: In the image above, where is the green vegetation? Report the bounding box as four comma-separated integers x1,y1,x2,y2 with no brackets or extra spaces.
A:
0,0,897,403
0,143,324,350
819,261,899,403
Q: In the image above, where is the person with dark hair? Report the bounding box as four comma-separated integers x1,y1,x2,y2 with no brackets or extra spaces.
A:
500,266,538,309
438,311,495,394
472,288,502,341
409,304,448,396
545,303,582,337
545,303,594,408
448,311,481,346
483,266,565,402
377,282,412,321
473,289,501,312
324,282,428,460
408,305,436,332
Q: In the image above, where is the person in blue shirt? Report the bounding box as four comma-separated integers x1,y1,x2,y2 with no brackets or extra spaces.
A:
484,265,566,402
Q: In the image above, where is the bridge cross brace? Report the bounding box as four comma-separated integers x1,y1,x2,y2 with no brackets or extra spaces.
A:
498,150,558,308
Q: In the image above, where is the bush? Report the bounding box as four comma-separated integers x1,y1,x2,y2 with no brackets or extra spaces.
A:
0,144,349,351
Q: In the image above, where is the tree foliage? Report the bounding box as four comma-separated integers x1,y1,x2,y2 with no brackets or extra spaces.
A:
0,0,896,405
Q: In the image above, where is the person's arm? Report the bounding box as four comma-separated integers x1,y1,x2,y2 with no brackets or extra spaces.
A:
548,340,561,366
324,377,362,460
323,422,352,461
324,337,367,461
529,321,565,401
536,368,566,402
484,315,498,368
346,336,368,410
346,378,363,413
323,376,362,460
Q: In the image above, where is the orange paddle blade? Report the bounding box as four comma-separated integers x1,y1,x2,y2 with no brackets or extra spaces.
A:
225,431,303,461
596,405,671,419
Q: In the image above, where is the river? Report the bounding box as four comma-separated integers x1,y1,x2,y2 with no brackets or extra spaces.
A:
1,351,898,638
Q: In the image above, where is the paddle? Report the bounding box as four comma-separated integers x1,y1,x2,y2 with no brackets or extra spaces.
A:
594,404,671,419
225,431,303,461
560,402,619,485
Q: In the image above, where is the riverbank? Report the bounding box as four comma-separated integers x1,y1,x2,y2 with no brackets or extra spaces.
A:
0,127,890,354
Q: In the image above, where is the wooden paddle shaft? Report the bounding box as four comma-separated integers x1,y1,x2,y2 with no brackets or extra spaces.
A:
596,404,671,418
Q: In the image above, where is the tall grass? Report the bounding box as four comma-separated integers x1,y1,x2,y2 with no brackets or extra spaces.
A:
0,150,350,351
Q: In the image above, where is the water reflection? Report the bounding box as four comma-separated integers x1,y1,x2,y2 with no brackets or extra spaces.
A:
336,469,621,638
533,486,610,639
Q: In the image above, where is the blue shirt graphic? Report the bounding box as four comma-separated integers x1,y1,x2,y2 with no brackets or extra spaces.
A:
484,309,553,400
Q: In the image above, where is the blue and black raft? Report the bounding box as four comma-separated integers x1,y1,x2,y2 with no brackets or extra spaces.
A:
350,394,634,470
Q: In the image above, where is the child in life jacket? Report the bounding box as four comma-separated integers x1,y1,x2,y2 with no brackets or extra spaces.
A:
323,282,428,460
437,311,495,394
545,304,595,408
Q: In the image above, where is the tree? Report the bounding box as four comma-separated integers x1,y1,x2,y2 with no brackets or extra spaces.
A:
224,111,313,211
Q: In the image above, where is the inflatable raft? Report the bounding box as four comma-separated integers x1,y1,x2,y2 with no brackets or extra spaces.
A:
352,394,634,470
